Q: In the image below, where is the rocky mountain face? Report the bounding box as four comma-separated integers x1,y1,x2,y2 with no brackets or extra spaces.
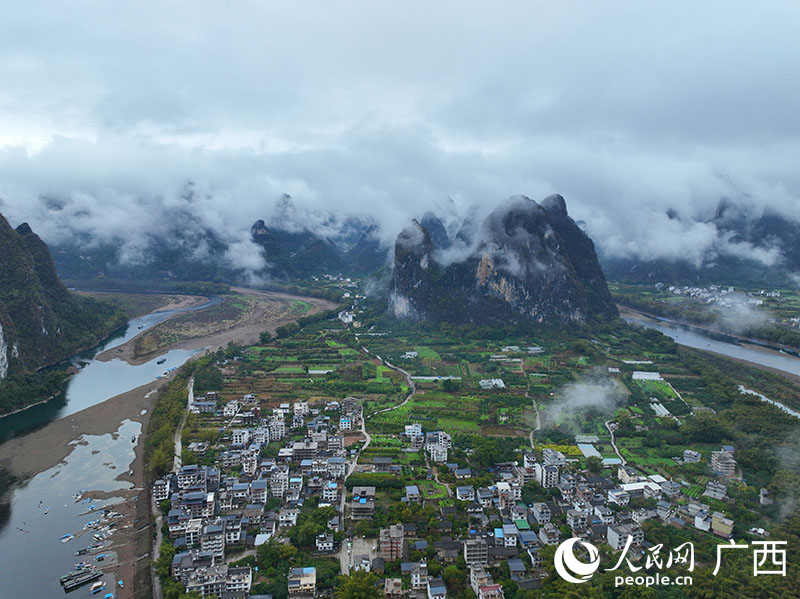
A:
602,199,800,285
0,214,122,378
389,195,618,325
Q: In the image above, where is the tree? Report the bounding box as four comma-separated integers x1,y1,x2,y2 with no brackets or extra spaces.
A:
259,330,273,344
334,570,381,599
586,455,603,473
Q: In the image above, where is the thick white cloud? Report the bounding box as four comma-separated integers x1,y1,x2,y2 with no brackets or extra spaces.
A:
1,1,800,271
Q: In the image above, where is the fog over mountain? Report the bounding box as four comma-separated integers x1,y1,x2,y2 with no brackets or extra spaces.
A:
2,2,800,281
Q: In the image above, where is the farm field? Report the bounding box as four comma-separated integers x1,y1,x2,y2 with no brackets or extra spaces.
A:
630,378,679,399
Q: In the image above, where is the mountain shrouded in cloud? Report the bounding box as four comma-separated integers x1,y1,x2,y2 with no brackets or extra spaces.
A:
1,2,800,284
389,195,618,325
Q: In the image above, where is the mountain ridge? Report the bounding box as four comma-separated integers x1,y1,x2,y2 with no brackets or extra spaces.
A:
0,213,123,379
388,194,618,326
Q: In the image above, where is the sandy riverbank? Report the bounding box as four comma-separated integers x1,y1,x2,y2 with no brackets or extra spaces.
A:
0,378,165,481
0,374,168,599
98,288,336,366
0,288,336,597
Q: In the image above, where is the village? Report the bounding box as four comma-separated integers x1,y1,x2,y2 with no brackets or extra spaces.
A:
148,292,793,599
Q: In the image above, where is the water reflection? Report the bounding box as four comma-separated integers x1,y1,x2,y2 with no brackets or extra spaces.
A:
0,296,218,443
0,419,140,599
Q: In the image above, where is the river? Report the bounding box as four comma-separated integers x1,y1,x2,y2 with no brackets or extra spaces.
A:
0,296,220,443
622,309,800,378
0,296,219,598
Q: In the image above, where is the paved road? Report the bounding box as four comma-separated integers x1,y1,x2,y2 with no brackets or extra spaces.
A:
366,358,416,419
336,340,420,574
151,494,165,599
173,377,194,470
605,420,626,465
520,363,541,449
339,405,369,575
429,455,453,498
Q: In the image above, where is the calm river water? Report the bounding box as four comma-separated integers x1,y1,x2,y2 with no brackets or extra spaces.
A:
623,310,800,378
0,296,218,597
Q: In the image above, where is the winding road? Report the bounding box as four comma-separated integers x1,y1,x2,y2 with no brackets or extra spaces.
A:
605,419,626,465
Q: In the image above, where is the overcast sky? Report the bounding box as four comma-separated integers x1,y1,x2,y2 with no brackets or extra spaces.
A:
1,1,800,270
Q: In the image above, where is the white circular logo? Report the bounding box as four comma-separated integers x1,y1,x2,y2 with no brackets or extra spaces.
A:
554,537,601,584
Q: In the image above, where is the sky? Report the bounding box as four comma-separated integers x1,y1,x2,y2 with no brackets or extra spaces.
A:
1,1,800,272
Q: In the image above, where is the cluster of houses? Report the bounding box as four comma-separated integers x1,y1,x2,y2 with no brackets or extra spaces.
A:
369,443,745,598
155,381,751,599
153,395,367,598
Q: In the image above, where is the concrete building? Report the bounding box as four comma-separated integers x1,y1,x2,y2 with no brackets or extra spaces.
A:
711,450,737,477
379,524,407,561
533,463,559,488
351,487,376,520
542,448,566,467
200,523,225,559
427,577,448,599
607,524,644,550
464,538,489,566
288,567,316,596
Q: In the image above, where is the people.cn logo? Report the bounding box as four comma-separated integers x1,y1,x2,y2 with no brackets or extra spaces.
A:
554,538,601,584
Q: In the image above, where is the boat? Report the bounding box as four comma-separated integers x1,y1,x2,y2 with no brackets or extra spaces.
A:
59,567,102,591
90,580,106,595
157,357,166,364
60,533,74,543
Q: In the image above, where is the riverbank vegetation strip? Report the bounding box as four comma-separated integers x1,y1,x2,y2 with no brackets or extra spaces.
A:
144,367,194,479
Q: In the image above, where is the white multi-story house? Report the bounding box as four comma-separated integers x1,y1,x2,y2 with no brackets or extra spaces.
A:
153,477,172,502
533,463,559,488
316,534,335,553
542,448,566,467
242,450,259,476
607,524,644,550
232,429,251,446
224,400,240,418
252,427,269,445
327,457,347,478
608,488,631,506
322,482,340,503
250,480,268,504
532,503,551,524
269,417,286,441
270,468,289,497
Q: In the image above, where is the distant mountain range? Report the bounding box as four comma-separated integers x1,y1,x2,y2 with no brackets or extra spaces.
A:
602,199,800,286
389,195,618,326
50,194,390,285
0,214,123,379
44,192,621,327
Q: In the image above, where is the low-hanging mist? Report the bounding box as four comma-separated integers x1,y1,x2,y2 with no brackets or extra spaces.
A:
541,371,628,431
2,3,800,281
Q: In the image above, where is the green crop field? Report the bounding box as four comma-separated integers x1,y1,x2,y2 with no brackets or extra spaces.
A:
412,480,449,499
632,379,678,399
414,346,441,360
